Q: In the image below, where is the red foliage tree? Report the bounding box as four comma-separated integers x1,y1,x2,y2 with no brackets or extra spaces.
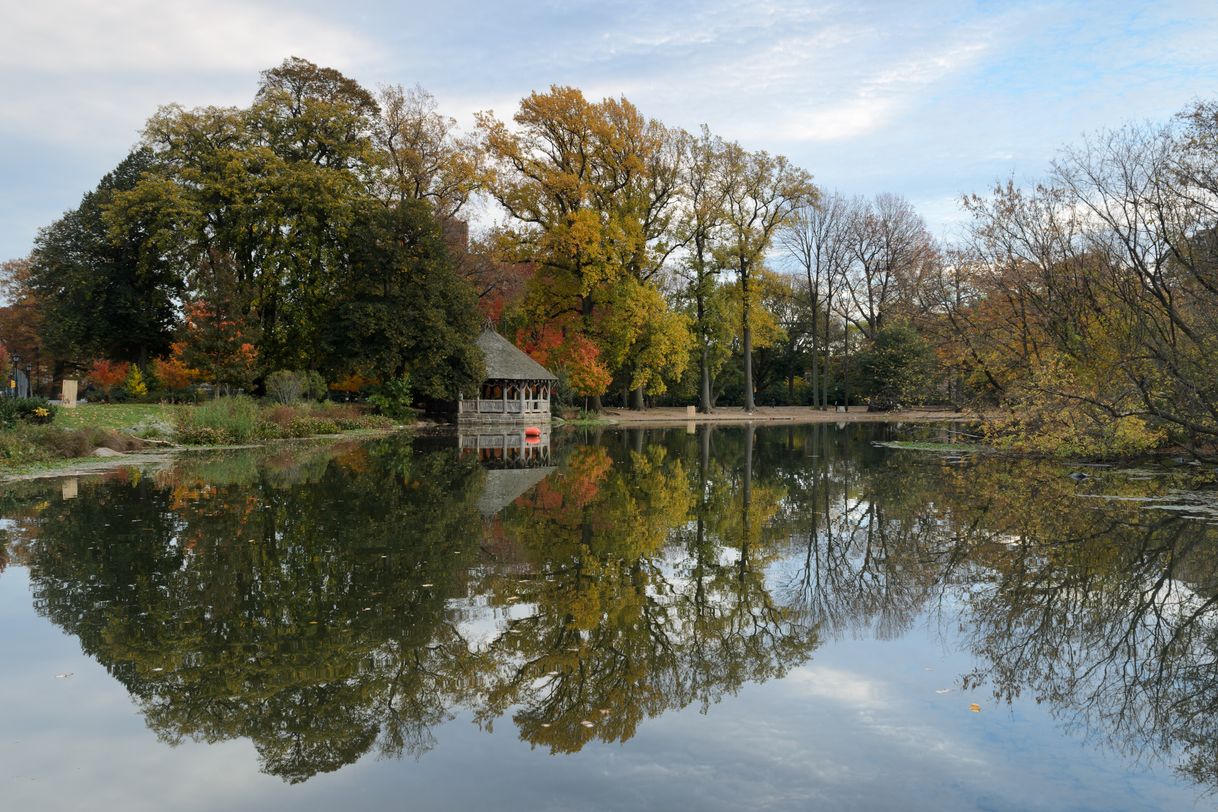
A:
86,359,130,401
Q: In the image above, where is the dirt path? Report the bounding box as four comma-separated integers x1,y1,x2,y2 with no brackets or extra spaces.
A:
585,406,974,427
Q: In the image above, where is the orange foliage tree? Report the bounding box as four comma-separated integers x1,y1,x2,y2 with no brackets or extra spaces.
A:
557,335,611,398
179,301,259,394
86,359,130,401
518,320,611,403
152,342,200,395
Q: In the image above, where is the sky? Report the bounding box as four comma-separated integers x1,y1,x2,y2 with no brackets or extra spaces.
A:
2,0,1217,261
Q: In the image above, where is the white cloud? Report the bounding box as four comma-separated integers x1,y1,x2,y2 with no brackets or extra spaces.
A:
0,0,376,73
0,1,381,151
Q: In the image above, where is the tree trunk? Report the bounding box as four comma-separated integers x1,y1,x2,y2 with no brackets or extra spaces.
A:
590,394,602,412
842,328,850,411
699,341,713,414
743,322,755,412
630,385,645,411
809,308,819,408
742,261,755,413
823,295,833,409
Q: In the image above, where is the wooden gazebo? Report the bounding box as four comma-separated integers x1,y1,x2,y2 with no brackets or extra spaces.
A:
457,328,557,423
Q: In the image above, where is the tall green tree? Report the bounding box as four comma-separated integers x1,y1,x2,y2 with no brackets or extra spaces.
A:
324,198,484,398
110,57,379,372
674,127,731,413
28,147,181,367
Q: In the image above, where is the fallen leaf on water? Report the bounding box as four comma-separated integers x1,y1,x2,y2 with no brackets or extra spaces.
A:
969,703,981,713
580,720,594,728
55,673,73,679
935,689,951,694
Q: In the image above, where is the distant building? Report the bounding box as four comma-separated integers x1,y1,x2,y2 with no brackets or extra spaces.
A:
458,328,557,424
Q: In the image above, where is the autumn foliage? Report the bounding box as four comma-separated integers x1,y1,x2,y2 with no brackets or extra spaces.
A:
153,343,200,392
86,359,130,400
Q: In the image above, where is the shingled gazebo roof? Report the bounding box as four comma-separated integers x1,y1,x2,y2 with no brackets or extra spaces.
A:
477,328,557,381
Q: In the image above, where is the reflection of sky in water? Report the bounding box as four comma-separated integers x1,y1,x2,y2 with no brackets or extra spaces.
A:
0,426,1210,811
1,561,1192,811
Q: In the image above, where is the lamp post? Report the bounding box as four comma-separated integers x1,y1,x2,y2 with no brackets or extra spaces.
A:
8,353,19,399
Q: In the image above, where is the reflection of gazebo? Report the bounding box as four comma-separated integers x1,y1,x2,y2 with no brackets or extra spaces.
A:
459,426,553,469
458,328,557,423
460,426,555,516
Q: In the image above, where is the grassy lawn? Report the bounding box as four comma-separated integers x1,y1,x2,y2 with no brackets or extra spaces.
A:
54,403,175,432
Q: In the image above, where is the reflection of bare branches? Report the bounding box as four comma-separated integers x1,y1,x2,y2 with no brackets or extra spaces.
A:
931,471,1218,790
13,426,1218,793
764,428,1218,792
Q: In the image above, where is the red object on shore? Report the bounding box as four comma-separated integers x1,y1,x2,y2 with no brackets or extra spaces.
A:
524,426,542,437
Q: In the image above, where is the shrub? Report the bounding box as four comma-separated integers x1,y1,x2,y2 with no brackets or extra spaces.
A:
266,370,306,404
174,424,232,446
0,397,57,429
303,371,327,402
36,426,146,457
368,376,415,421
0,428,44,464
332,413,392,431
86,359,129,401
856,324,937,410
130,417,176,441
176,396,262,444
153,346,199,399
266,370,329,404
286,416,340,437
266,404,299,426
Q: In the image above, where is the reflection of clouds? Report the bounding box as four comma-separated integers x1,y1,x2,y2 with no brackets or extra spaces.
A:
783,662,988,770
451,595,540,652
785,665,885,709
0,573,265,812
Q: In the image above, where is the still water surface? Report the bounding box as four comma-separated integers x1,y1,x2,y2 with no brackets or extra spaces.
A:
2,424,1217,811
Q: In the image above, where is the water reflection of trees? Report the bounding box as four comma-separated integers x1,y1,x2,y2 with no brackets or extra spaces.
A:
17,441,489,782
7,427,1218,789
8,431,818,781
477,431,818,753
759,428,1218,790
923,461,1218,789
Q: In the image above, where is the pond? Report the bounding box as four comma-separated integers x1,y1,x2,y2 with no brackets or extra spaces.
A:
1,424,1216,811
